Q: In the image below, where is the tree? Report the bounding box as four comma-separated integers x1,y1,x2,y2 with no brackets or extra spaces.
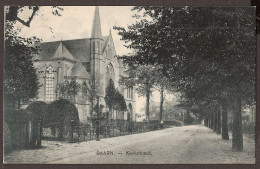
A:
105,79,116,122
124,65,157,121
57,79,81,103
4,6,64,109
115,7,255,151
46,99,79,139
26,101,48,123
114,89,127,119
82,72,103,117
153,67,175,122
5,6,63,27
4,21,41,109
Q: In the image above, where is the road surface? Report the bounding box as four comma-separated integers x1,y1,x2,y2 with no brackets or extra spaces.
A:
4,125,255,164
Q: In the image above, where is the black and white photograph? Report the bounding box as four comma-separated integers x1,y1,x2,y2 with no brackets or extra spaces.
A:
3,5,258,164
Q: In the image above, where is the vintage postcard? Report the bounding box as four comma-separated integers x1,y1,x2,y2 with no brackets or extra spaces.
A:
3,5,257,164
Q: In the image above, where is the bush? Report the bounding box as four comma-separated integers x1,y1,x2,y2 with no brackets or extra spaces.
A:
46,99,79,139
147,120,160,130
26,101,48,123
164,119,183,127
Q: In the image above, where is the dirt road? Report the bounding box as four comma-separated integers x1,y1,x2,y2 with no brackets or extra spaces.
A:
4,125,255,164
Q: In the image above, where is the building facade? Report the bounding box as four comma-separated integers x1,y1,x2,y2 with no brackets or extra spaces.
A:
33,7,136,123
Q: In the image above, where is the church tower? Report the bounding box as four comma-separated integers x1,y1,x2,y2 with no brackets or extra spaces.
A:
90,6,103,76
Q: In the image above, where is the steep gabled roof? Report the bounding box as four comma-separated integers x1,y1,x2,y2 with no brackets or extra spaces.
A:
52,42,76,61
37,39,91,62
62,38,91,62
69,62,90,79
37,41,61,60
37,41,76,62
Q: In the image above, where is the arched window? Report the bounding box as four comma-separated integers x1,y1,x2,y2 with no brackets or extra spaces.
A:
45,65,54,102
106,63,115,84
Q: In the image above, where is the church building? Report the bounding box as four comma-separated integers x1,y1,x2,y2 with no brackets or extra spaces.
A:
33,7,136,123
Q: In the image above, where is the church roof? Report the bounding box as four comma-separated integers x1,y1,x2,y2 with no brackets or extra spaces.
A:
91,6,102,39
62,39,91,62
53,42,76,61
69,62,90,79
37,39,92,62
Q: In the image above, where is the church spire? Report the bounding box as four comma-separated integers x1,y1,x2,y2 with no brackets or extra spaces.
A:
91,6,102,39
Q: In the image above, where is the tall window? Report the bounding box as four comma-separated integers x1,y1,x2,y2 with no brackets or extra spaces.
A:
45,65,54,102
106,63,115,83
127,87,133,100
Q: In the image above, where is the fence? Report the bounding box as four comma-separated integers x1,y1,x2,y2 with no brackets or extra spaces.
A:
4,121,42,153
41,120,162,143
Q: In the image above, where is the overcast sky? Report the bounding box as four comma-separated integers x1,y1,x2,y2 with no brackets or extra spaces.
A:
16,6,137,56
13,6,177,114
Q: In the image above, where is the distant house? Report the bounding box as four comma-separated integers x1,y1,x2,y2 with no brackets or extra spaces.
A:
33,7,136,123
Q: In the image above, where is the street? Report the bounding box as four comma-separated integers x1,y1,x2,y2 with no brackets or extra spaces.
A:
4,125,255,164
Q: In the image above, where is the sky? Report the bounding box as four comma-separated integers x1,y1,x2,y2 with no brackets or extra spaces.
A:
14,6,177,114
16,6,136,56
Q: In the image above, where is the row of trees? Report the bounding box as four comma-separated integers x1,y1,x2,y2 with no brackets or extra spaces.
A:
114,7,256,151
123,64,175,122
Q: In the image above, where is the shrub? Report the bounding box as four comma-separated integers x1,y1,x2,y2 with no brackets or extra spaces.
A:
147,120,160,130
26,101,48,123
4,109,31,151
46,99,79,139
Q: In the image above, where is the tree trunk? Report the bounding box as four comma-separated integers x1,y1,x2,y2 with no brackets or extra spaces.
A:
159,87,164,122
210,112,214,129
216,110,221,134
208,116,211,128
213,112,217,132
206,116,209,127
204,116,208,127
221,101,229,140
17,98,21,109
232,97,243,151
145,87,150,121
